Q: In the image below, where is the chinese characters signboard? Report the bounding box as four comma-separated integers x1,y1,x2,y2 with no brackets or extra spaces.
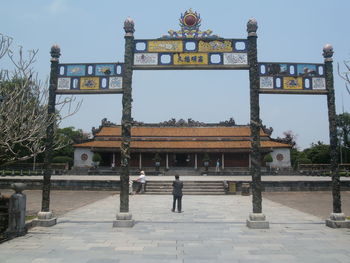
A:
133,39,248,69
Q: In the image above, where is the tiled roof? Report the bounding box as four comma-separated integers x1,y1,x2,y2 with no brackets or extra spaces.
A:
95,126,268,137
75,125,290,150
75,140,289,149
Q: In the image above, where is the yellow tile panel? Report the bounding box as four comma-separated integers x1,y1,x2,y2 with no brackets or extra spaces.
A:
148,40,183,52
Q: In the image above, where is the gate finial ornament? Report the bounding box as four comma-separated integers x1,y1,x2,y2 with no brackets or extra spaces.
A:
163,9,218,39
124,17,135,35
247,18,258,37
323,44,334,62
50,44,61,61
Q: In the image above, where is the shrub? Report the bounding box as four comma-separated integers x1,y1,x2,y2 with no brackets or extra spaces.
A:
263,154,273,163
92,153,102,163
297,157,312,165
52,156,73,166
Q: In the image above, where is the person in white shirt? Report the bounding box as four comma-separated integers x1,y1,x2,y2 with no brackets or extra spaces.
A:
215,159,220,173
136,170,146,193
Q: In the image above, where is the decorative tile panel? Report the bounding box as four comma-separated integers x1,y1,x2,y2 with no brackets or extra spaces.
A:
66,65,86,76
283,77,303,90
109,77,123,89
312,77,326,90
57,63,124,94
57,78,70,90
198,40,233,52
80,77,99,90
95,64,115,76
223,53,248,65
258,62,327,94
260,77,274,89
134,53,158,65
148,40,183,52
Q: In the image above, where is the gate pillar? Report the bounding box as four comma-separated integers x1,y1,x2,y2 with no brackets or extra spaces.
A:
36,45,60,227
324,44,350,228
246,18,269,229
114,17,135,228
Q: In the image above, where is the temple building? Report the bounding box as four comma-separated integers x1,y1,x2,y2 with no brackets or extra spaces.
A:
73,118,291,171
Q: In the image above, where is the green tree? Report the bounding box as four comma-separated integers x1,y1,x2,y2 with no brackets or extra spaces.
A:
337,112,350,149
303,142,330,164
290,148,302,168
53,127,88,158
51,127,89,167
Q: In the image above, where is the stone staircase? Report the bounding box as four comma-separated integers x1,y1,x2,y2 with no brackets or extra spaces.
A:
164,168,202,176
144,180,226,195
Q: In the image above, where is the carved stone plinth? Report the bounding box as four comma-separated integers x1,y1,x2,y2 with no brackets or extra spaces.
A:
113,212,135,228
34,211,57,227
246,213,269,229
6,184,27,237
325,213,350,228
241,183,251,196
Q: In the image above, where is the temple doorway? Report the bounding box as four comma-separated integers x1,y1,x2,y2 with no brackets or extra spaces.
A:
174,153,192,167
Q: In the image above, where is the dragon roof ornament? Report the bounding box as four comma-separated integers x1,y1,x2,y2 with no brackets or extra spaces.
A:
162,9,219,39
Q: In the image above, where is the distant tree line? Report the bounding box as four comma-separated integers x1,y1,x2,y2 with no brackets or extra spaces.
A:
284,112,350,169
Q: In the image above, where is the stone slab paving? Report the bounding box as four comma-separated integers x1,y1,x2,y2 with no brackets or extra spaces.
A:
1,194,350,263
2,175,350,181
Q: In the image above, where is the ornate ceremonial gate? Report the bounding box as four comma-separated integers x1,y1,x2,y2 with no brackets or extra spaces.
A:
39,9,346,228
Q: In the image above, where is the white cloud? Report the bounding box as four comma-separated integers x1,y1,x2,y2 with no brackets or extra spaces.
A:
48,0,68,14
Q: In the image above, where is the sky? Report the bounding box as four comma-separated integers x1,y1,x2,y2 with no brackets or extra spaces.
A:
1,0,350,149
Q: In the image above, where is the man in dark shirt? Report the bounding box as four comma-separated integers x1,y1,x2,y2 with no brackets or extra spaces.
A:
172,174,183,213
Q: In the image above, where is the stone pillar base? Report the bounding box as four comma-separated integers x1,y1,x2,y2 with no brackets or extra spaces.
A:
5,229,27,239
246,213,269,229
113,212,135,228
34,211,57,227
325,213,350,228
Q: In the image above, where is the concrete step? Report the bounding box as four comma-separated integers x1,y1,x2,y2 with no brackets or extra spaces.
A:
146,188,224,191
146,189,224,192
146,186,224,190
146,184,223,187
144,192,225,195
143,180,225,195
145,181,224,185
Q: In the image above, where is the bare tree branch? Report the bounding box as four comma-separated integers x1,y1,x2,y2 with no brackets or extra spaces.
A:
0,34,81,166
338,60,350,96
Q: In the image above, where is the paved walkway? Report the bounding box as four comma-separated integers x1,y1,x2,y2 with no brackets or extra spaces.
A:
1,194,350,263
2,174,350,181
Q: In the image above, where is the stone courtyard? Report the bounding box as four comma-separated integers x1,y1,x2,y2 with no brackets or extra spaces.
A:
1,192,350,263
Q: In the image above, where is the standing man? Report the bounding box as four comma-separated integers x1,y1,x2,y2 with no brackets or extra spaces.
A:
172,175,183,213
215,158,220,173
